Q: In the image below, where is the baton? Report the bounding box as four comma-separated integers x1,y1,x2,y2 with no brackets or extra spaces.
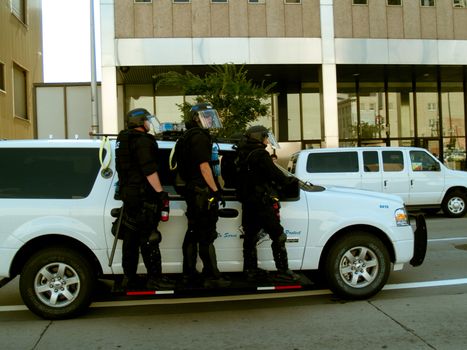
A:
108,205,124,267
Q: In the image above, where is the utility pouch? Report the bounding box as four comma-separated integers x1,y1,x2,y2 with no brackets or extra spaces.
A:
194,186,211,211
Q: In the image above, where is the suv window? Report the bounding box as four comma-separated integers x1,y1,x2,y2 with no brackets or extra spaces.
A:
306,152,359,173
0,148,102,199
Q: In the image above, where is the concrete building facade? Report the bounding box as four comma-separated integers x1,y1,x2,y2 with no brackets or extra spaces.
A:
98,0,467,164
0,0,43,139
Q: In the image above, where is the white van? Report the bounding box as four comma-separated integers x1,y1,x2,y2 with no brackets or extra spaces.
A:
288,146,467,218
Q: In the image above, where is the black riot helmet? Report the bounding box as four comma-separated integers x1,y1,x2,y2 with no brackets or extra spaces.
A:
126,108,152,129
245,125,280,149
188,103,222,129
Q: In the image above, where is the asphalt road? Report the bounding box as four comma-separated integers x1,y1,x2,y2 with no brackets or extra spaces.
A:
1,213,466,350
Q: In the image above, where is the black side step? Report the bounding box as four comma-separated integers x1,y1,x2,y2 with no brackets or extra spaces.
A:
111,272,315,298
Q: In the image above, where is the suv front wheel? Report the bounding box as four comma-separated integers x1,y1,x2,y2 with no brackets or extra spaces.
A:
19,247,95,319
324,232,390,299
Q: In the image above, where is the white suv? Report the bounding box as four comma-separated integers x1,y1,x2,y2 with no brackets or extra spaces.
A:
0,139,427,319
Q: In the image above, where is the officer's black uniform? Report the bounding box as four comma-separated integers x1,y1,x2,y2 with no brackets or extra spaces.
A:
237,136,298,279
116,128,170,289
181,126,228,287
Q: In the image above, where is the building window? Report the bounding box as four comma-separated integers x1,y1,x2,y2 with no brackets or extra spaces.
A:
284,0,301,4
0,62,5,92
420,0,435,6
11,0,26,23
211,0,228,2
134,0,152,3
387,0,402,5
353,0,368,4
13,63,28,120
453,0,467,7
249,0,265,3
173,0,190,3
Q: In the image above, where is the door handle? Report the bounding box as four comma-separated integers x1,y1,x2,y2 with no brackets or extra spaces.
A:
384,180,387,187
411,179,414,186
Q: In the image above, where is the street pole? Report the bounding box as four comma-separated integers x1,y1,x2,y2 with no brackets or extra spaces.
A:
90,0,99,137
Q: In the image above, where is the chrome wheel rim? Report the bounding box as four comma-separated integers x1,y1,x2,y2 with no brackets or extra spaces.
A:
34,262,80,308
447,197,465,215
339,246,379,288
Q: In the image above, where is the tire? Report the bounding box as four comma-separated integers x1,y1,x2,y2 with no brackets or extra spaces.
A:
324,232,390,300
19,247,96,319
442,190,467,218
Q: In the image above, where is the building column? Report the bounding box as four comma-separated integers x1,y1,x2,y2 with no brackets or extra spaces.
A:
100,0,119,134
320,0,339,148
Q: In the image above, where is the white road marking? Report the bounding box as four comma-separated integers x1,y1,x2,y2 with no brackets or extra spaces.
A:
1,277,467,313
428,237,467,243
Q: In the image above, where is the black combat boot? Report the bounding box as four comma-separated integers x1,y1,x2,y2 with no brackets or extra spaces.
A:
182,238,201,286
199,244,231,288
271,241,301,283
141,239,175,290
243,244,268,281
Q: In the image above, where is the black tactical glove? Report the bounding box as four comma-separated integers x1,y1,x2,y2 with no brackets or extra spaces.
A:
156,190,169,202
213,190,226,208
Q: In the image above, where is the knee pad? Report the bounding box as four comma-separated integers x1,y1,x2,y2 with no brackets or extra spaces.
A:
148,229,162,244
271,233,287,248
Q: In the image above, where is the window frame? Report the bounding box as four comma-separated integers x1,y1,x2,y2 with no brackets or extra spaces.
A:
420,0,435,6
0,62,5,93
453,0,467,8
11,0,27,24
248,0,266,3
172,0,191,3
12,62,29,120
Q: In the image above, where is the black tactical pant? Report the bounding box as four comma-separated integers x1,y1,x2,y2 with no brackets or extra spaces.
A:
121,198,162,281
182,185,220,278
242,196,289,271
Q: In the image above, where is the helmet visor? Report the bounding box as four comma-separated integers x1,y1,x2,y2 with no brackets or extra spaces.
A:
197,109,222,129
146,115,161,135
267,131,280,149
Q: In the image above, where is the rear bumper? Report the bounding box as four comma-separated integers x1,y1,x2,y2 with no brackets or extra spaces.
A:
409,214,428,267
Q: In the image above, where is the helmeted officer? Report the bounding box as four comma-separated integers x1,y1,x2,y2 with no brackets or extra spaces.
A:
180,103,230,288
236,125,300,281
115,108,174,290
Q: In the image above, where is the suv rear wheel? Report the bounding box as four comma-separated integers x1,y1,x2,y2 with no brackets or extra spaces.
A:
19,247,95,319
324,232,390,299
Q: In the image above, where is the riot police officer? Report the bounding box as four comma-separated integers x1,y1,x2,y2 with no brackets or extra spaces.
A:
236,125,300,282
115,108,174,290
180,103,230,288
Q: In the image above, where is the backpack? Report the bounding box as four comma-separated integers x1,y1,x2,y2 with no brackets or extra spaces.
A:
232,143,263,201
169,128,209,195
